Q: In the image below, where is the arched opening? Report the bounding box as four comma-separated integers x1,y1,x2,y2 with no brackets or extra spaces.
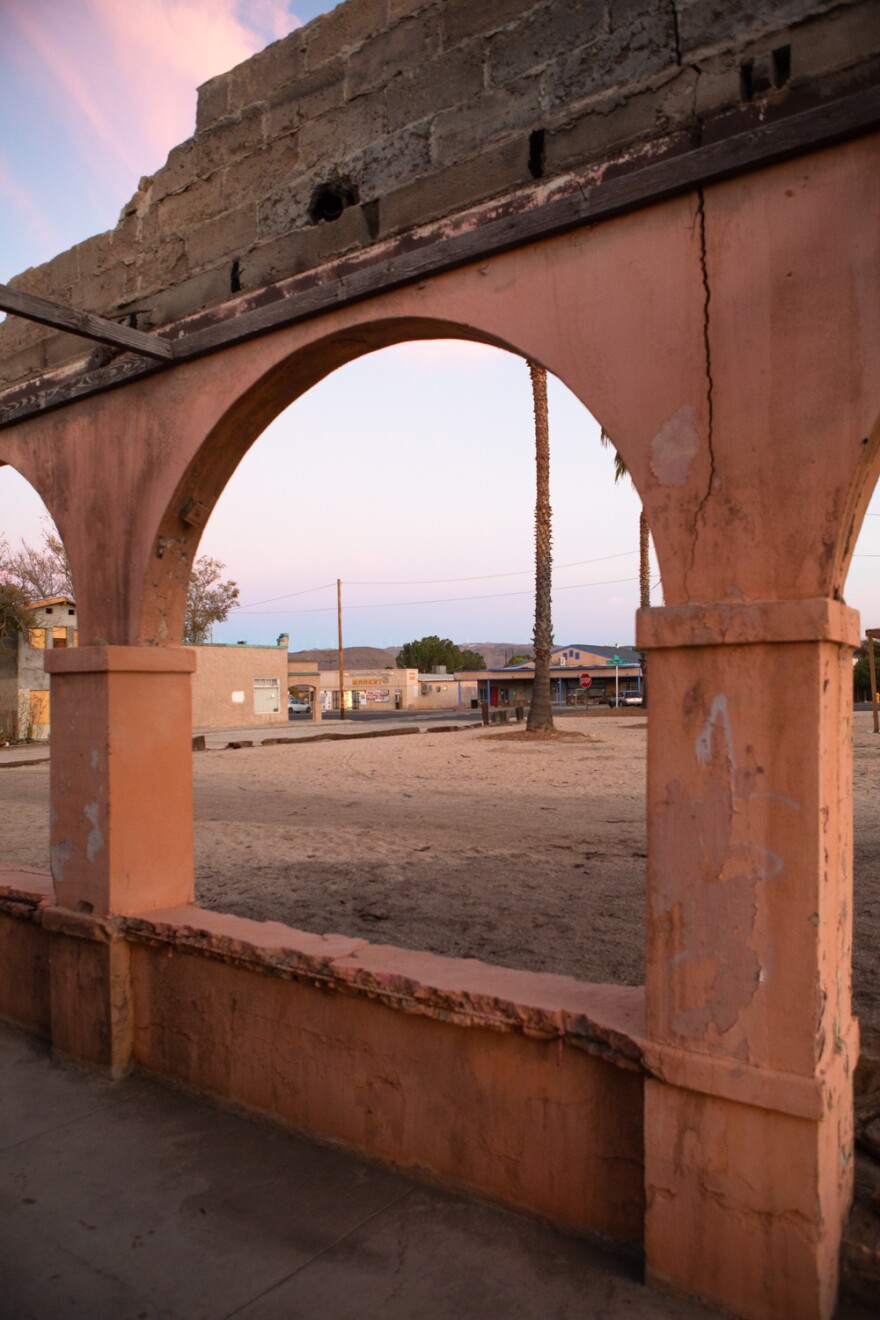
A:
163,335,660,983
842,452,880,1047
0,461,78,872
0,463,78,723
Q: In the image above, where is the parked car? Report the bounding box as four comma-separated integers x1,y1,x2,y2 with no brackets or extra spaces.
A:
288,699,311,717
608,692,644,707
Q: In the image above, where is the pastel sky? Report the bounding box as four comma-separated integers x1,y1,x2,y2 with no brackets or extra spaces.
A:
1,1,878,649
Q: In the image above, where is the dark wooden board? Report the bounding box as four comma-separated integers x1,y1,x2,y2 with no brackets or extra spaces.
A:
0,284,174,360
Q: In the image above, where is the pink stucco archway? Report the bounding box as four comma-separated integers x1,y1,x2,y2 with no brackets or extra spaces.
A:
0,136,878,1320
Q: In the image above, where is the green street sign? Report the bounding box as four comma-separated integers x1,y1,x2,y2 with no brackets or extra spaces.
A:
605,653,624,666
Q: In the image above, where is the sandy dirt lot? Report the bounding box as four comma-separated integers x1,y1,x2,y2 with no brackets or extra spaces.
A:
1,711,877,1032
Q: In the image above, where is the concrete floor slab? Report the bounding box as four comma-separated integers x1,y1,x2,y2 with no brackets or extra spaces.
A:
235,1185,708,1320
1,1025,874,1320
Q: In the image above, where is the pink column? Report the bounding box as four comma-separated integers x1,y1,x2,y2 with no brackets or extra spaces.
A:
637,599,859,1320
44,646,197,917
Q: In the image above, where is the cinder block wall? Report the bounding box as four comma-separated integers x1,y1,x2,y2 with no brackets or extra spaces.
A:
1,0,877,387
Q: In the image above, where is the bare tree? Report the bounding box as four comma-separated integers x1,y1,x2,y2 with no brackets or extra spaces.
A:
1,525,239,644
0,525,72,599
184,556,240,644
527,361,554,732
0,583,34,642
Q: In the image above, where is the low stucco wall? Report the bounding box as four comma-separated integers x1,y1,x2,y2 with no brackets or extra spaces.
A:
0,870,646,1243
0,869,52,1038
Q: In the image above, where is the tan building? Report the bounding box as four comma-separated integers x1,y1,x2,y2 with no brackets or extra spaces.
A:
193,640,307,729
0,596,77,740
0,607,302,739
315,667,477,713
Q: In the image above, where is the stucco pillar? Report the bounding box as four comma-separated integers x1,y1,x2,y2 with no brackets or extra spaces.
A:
44,646,197,917
637,599,859,1320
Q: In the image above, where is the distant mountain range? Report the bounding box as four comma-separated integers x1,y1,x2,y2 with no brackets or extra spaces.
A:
288,646,398,671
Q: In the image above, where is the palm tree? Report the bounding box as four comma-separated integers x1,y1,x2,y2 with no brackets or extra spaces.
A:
599,429,651,695
527,361,554,732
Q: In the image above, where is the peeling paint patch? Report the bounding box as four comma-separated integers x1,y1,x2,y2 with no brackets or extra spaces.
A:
753,845,784,880
753,791,801,812
654,690,800,1047
649,404,701,486
695,694,734,769
51,839,73,882
90,748,99,770
84,803,105,861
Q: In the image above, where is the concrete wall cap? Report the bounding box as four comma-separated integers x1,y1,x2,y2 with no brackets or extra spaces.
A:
636,598,861,649
44,645,198,674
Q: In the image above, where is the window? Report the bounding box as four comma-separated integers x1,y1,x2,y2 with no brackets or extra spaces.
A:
253,677,280,714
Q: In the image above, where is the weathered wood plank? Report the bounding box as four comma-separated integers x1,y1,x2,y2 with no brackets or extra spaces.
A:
1,84,877,429
0,284,174,361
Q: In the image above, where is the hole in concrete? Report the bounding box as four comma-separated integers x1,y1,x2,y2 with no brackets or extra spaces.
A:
309,180,358,224
77,900,94,914
739,59,754,102
362,198,380,242
230,259,242,293
528,129,546,180
772,45,791,88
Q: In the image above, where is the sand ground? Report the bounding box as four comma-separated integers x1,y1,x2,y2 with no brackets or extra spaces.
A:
1,711,877,1032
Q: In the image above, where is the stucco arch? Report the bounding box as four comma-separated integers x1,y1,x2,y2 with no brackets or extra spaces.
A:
141,305,673,645
3,202,707,647
73,192,699,646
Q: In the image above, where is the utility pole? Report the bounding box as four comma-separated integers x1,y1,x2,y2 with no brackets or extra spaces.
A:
337,578,346,721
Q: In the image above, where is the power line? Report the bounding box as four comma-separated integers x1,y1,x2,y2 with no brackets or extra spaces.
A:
235,580,337,609
235,574,641,615
345,550,638,587
233,550,641,611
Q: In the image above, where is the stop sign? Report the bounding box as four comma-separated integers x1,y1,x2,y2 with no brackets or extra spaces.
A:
579,673,592,689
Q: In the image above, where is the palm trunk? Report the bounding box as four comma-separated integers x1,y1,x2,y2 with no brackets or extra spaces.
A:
638,507,650,700
527,362,554,732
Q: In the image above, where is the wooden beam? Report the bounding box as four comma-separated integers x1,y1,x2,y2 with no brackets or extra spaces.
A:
0,83,878,428
0,283,174,361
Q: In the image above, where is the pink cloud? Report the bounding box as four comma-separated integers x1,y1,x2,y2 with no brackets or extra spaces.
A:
6,2,144,182
242,0,303,42
90,0,297,170
5,1,300,208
